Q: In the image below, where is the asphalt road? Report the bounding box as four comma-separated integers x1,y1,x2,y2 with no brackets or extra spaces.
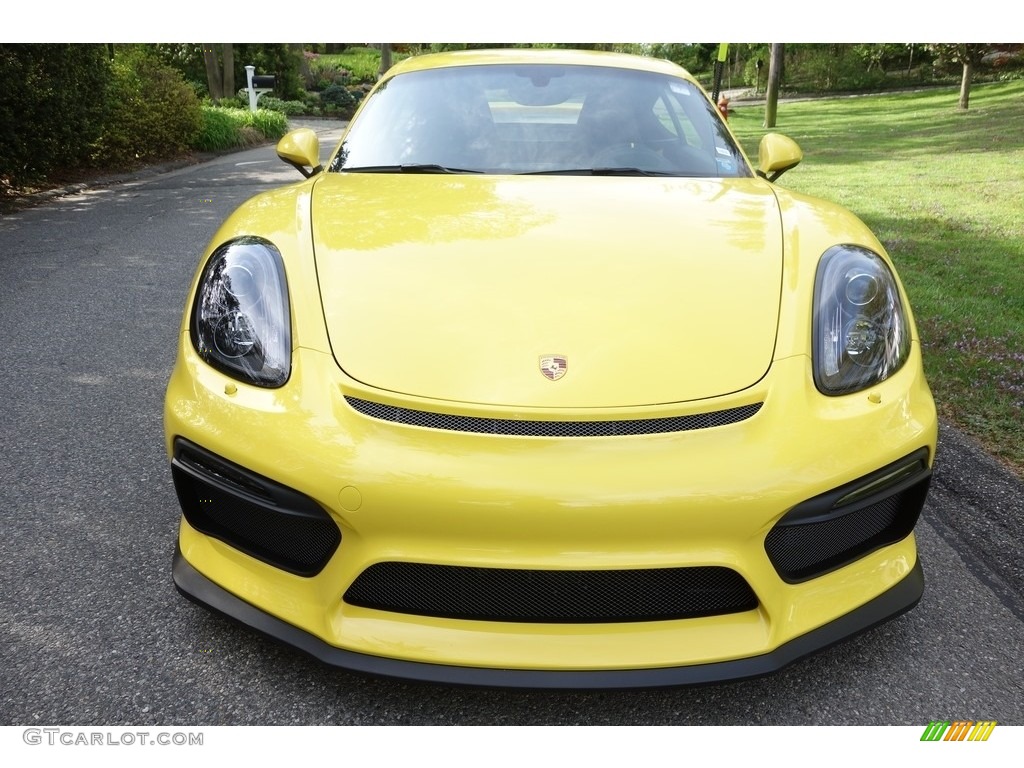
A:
1,124,1022,726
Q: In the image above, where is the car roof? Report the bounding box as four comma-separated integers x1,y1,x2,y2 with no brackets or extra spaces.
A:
384,48,698,83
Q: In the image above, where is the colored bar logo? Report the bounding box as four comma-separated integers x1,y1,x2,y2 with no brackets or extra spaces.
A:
921,721,997,741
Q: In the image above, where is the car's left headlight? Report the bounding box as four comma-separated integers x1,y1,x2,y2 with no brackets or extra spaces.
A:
813,244,910,396
190,237,291,387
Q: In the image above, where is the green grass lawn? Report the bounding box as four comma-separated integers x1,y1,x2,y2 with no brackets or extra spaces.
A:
729,82,1024,475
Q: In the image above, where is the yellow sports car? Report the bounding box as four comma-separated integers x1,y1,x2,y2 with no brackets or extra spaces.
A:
167,49,937,687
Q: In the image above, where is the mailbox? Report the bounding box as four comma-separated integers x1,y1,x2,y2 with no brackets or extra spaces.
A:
244,65,276,112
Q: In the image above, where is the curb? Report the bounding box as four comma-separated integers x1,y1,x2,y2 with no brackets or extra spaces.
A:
2,152,230,213
2,118,348,213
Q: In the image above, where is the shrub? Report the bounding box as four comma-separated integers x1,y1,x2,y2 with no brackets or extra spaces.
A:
248,108,288,138
258,96,307,116
96,50,203,167
0,44,111,185
195,106,288,152
785,45,889,93
302,91,321,110
309,61,351,90
195,106,240,151
320,84,358,117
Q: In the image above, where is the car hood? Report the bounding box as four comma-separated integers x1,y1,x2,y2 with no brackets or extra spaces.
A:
310,173,782,408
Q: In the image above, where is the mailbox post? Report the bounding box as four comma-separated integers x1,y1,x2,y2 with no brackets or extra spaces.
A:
244,65,276,112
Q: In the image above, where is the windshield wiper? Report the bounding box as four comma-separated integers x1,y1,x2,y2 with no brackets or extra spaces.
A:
343,164,483,174
520,167,678,177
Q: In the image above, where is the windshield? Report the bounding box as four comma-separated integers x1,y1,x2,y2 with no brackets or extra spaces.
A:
330,64,750,177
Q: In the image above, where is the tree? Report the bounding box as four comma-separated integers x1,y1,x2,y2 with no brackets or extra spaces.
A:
292,43,310,89
648,44,719,75
222,44,235,98
763,43,784,128
235,44,303,100
928,44,991,109
201,44,235,101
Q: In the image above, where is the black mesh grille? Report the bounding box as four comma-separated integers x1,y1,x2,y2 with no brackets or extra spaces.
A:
345,396,762,437
344,563,758,623
765,475,930,583
172,442,340,576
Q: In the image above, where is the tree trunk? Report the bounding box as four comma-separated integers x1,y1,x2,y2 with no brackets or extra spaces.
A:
763,43,784,129
202,44,223,100
292,43,311,90
958,60,973,110
222,44,235,99
378,44,392,80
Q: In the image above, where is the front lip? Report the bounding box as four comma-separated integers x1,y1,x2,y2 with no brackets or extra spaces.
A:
173,546,924,689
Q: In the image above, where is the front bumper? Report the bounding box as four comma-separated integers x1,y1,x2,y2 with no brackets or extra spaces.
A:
166,343,937,684
174,544,923,688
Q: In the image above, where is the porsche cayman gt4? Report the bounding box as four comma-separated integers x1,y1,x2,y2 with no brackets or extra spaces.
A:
167,48,937,688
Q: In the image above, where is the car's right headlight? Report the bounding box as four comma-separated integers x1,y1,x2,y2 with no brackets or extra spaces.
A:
190,237,291,388
813,244,911,396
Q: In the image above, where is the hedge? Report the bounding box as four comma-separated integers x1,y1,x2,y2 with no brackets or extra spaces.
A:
0,44,111,185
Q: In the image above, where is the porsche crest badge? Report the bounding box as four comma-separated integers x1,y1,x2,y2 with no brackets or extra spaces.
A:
539,355,568,381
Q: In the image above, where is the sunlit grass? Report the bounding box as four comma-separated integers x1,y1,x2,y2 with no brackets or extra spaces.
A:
312,47,413,83
730,82,1024,474
195,106,288,151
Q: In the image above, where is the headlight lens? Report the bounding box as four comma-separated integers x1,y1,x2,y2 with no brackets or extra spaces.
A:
813,245,910,395
190,237,291,387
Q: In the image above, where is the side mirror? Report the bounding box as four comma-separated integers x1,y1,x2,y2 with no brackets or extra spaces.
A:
277,128,322,178
757,133,802,182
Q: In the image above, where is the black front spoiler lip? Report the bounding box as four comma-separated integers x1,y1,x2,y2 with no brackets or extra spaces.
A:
173,545,923,689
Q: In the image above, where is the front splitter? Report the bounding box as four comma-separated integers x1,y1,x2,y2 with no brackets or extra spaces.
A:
173,545,924,689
